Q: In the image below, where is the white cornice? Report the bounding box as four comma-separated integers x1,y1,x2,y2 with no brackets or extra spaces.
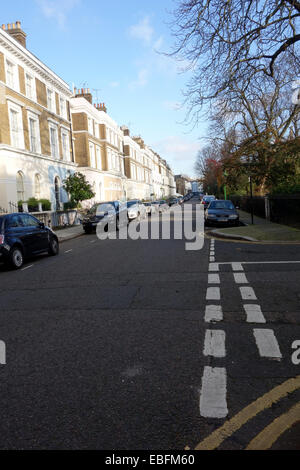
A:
0,29,71,95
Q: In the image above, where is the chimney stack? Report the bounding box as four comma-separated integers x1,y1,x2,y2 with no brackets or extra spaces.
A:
3,21,27,48
95,102,107,113
74,87,93,104
121,125,130,136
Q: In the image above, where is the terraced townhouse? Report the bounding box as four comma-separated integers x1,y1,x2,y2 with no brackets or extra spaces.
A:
70,88,126,203
0,22,76,212
0,21,176,213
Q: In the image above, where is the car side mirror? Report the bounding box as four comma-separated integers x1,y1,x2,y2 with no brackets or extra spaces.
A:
39,222,45,229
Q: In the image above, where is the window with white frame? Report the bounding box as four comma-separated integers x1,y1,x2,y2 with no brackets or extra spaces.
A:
94,123,99,138
88,117,94,135
89,142,96,168
35,174,41,199
6,60,18,90
96,146,101,170
61,129,70,161
59,97,67,120
49,123,59,158
25,73,35,101
16,171,25,201
47,88,56,113
28,112,41,153
8,102,24,149
107,149,112,170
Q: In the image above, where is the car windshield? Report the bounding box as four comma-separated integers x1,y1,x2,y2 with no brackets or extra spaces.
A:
204,196,215,202
209,201,235,210
96,203,115,214
127,201,139,207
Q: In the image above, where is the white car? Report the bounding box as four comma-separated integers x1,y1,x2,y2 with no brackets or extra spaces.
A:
143,201,157,215
126,200,147,221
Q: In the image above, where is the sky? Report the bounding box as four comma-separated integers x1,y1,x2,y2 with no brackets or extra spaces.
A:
2,0,208,177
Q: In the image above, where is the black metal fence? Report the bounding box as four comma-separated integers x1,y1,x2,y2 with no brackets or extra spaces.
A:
229,194,300,228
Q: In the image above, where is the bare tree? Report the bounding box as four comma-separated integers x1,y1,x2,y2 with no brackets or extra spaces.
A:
169,0,300,123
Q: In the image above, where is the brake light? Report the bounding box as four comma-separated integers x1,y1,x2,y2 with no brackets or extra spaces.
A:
0,235,4,245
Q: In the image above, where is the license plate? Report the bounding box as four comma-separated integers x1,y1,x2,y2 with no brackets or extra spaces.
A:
218,218,228,222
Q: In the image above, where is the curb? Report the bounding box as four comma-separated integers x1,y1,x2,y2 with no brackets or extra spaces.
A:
208,229,258,242
56,230,84,243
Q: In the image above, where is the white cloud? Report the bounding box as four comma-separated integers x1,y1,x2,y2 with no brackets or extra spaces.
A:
36,0,80,29
162,101,181,111
129,68,149,90
129,16,154,45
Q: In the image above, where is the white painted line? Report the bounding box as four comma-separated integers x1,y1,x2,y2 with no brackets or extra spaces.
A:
232,262,244,271
209,263,219,272
205,305,223,323
203,330,226,357
233,273,249,284
65,249,73,253
218,260,300,266
253,329,282,359
90,240,96,244
208,274,220,284
200,366,228,418
206,287,221,300
244,304,266,323
240,286,257,300
210,257,215,262
21,264,33,271
210,251,215,256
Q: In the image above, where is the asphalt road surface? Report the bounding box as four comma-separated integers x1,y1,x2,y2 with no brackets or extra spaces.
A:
0,199,299,450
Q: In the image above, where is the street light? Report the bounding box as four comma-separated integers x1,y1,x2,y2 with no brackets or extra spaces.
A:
242,160,255,225
223,170,228,200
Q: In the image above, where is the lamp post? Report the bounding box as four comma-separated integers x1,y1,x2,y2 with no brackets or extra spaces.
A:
223,170,228,200
248,174,254,225
242,160,255,225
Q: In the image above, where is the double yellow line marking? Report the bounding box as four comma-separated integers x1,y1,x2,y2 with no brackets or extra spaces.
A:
195,375,300,450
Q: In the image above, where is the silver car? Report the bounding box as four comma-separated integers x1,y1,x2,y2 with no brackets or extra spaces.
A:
126,200,147,221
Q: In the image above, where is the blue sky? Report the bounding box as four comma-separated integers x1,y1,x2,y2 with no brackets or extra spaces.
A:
2,0,208,177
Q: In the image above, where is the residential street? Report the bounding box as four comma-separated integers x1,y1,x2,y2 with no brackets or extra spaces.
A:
0,200,300,450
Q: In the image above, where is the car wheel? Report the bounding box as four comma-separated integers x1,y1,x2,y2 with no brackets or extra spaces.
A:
48,237,59,256
8,246,24,269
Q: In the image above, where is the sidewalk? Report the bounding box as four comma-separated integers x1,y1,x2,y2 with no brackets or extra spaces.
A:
53,224,84,242
209,210,300,243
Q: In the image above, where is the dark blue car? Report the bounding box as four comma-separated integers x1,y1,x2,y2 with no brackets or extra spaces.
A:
0,213,59,269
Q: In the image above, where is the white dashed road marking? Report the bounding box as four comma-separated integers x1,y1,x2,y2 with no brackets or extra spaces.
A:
200,366,228,418
244,304,266,323
65,249,73,253
233,273,249,284
203,330,226,357
205,305,223,323
240,286,257,300
209,263,219,272
253,329,282,359
232,262,244,271
208,274,220,284
206,287,221,300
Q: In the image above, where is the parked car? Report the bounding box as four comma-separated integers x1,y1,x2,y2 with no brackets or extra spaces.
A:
0,213,59,269
126,200,147,221
204,200,239,226
82,201,127,233
168,198,179,206
202,195,216,209
152,200,168,212
143,201,157,215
